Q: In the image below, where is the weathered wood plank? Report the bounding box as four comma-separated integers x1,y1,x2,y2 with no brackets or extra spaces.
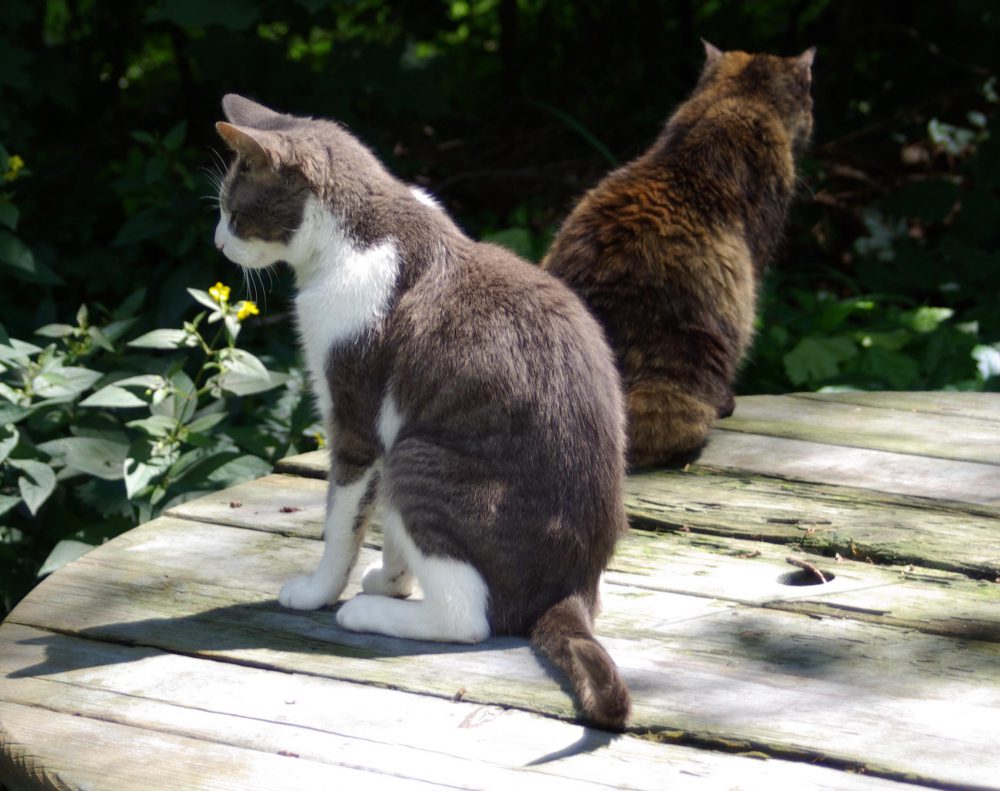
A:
0,624,914,791
6,518,1000,788
0,700,428,791
794,391,1000,422
610,530,1000,642
698,430,1000,505
180,469,1000,581
174,472,1000,639
625,468,1000,579
718,394,1000,465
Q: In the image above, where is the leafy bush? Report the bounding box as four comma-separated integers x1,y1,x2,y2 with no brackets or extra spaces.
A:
0,284,320,613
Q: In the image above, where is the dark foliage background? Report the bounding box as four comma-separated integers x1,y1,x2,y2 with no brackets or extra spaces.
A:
0,0,997,613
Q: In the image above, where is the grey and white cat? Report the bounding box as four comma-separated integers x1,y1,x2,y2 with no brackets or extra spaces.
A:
213,94,631,729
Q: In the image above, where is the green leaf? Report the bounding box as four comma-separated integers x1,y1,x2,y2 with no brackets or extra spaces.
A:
783,336,858,386
163,121,188,151
124,444,172,499
128,328,188,349
152,370,198,423
112,207,174,246
0,423,19,464
101,317,139,344
0,230,63,285
114,288,147,320
205,454,272,487
126,415,177,437
187,287,219,311
37,436,129,480
0,493,21,519
186,411,227,433
0,203,19,231
904,307,954,333
37,539,94,578
8,458,57,515
32,367,102,399
88,326,116,353
35,323,76,338
0,403,31,425
80,385,149,408
218,367,290,397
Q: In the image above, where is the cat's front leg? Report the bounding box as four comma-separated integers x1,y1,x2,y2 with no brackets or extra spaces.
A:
361,508,415,598
279,465,378,610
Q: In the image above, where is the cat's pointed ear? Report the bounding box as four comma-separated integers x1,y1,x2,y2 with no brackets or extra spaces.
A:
221,94,280,127
702,39,723,68
796,47,816,79
215,122,283,169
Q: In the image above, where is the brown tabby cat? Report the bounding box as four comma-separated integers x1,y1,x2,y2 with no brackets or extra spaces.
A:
213,95,631,729
543,42,815,467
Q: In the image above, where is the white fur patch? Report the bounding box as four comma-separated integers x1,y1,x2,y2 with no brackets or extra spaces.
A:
337,509,490,643
409,186,441,210
279,467,377,610
218,196,400,421
377,395,403,451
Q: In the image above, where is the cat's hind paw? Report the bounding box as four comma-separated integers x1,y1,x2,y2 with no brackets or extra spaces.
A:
278,574,337,610
361,561,415,598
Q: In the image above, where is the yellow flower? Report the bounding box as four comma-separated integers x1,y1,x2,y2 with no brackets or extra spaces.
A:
209,282,231,305
4,155,24,182
236,300,259,321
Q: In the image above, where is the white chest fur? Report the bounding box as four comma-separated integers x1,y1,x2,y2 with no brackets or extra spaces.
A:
290,197,401,421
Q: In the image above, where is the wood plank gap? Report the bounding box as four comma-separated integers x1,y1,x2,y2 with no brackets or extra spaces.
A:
636,727,992,791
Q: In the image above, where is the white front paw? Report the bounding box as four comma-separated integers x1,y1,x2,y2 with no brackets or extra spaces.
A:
278,574,336,610
336,595,381,632
361,561,415,598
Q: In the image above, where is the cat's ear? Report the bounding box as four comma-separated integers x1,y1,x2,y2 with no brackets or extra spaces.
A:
221,94,280,127
702,39,724,68
215,122,284,169
796,47,816,79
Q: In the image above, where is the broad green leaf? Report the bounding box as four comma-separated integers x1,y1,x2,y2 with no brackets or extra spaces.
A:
0,493,21,519
35,323,75,338
9,458,57,515
186,411,227,434
218,367,290,396
187,287,220,311
88,326,116,353
220,347,269,379
115,374,168,390
126,414,177,437
32,367,102,399
164,121,188,151
205,454,272,487
124,446,172,499
783,336,857,386
37,539,94,578
146,0,260,31
0,203,19,230
0,337,42,363
128,328,187,349
0,423,19,464
0,230,62,285
112,207,173,246
101,317,139,344
114,288,147,320
904,307,954,333
0,403,31,424
151,370,198,423
37,436,129,480
80,385,148,408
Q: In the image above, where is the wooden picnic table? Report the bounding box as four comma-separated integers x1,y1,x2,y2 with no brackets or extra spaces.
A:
1,391,998,790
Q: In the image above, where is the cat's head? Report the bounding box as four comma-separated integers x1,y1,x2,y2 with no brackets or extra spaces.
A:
213,94,393,272
698,42,815,153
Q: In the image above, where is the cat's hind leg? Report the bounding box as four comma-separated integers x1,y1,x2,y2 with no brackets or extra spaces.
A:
279,467,377,610
627,379,715,468
337,510,489,643
361,509,415,597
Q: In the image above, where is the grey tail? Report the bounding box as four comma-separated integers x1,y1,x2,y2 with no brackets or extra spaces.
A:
530,594,631,731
